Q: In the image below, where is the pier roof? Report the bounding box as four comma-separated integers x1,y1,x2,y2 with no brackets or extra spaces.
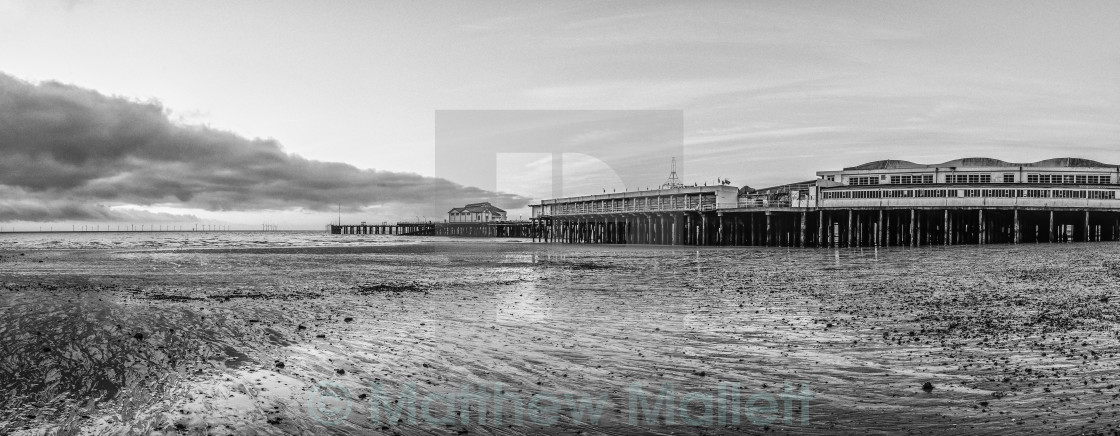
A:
844,157,1117,171
539,185,739,205
449,202,506,214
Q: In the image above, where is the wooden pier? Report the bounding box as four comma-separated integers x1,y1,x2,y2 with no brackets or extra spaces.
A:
329,221,533,237
331,159,1120,247
527,207,1120,247
527,172,1120,247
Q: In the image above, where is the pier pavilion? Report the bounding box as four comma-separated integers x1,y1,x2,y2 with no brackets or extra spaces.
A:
528,157,1120,247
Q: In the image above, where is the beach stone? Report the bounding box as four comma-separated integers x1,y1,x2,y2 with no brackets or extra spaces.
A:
922,382,934,392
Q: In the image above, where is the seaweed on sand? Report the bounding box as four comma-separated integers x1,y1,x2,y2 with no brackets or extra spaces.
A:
355,281,430,294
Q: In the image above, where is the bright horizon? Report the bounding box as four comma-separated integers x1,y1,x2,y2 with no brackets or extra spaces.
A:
1,0,1118,230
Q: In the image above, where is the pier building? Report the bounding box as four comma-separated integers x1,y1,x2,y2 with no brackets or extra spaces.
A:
448,202,507,222
528,157,1120,246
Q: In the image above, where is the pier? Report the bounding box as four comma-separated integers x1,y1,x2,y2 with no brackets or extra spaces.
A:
528,158,1120,247
329,221,533,237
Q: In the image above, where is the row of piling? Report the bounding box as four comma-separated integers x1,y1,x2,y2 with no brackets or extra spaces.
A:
528,209,1120,247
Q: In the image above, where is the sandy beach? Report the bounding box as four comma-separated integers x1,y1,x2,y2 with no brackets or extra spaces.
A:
2,236,1120,435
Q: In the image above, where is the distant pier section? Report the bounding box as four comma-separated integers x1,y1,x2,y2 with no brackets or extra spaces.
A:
528,157,1120,247
328,221,532,237
330,201,533,237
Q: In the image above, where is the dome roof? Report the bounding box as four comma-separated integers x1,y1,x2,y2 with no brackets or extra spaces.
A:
844,157,1116,171
844,160,924,170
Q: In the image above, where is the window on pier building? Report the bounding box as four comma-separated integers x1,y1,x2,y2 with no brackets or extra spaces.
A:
980,189,1016,197
883,190,915,198
823,190,884,199
1029,174,1111,184
1053,190,1087,199
1003,174,1015,183
915,189,950,198
849,176,879,186
888,174,933,184
945,174,992,184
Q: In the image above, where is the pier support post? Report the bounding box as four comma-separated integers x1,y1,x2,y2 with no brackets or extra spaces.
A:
945,209,954,244
718,212,725,246
876,210,883,247
1048,211,1055,243
915,213,921,246
701,214,708,246
672,212,680,246
658,215,665,245
765,213,772,247
979,209,985,245
1085,210,1091,243
1014,210,1021,244
818,211,826,248
680,212,689,244
847,210,854,247
799,211,807,247
909,209,916,247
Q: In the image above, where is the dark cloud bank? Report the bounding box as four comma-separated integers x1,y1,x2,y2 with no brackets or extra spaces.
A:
0,74,527,222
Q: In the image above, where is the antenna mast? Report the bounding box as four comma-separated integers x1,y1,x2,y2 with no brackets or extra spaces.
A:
662,157,683,189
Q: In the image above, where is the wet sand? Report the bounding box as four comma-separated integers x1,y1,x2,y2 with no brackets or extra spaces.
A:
2,241,1120,435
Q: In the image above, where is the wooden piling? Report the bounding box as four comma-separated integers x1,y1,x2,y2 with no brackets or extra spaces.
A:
1014,209,1021,244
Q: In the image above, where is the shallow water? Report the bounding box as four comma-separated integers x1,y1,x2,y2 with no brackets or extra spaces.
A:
1,234,1119,435
0,230,515,250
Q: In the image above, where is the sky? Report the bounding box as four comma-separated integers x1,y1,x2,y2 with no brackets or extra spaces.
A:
0,0,1118,229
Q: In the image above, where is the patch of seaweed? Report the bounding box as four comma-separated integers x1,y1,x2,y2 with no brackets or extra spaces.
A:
355,281,430,294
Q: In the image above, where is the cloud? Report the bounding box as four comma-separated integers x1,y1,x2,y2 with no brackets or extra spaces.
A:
0,194,200,223
0,73,528,222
